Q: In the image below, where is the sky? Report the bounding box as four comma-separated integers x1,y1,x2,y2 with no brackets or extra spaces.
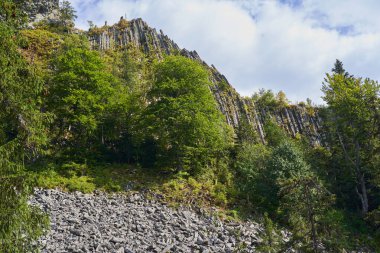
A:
67,0,380,104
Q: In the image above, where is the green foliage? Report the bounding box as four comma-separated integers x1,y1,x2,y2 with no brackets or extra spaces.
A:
276,90,289,108
36,168,96,193
331,59,350,78
264,118,289,147
268,141,309,179
1,7,379,251
235,131,344,251
305,98,316,116
142,55,233,174
252,89,278,109
278,174,335,252
58,1,77,29
236,115,259,144
322,64,380,216
235,142,274,211
21,29,62,64
47,35,120,159
0,0,28,28
256,213,284,253
0,18,49,251
252,89,291,110
270,141,336,252
0,141,49,252
100,45,152,163
117,17,129,29
160,169,233,207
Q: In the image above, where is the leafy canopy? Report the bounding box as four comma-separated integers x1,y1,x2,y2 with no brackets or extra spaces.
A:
47,35,119,157
143,55,232,173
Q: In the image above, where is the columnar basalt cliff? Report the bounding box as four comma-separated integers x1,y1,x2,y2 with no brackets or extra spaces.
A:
89,18,180,55
88,18,323,145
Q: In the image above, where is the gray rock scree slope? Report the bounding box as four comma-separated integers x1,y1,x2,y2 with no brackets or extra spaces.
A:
31,189,262,253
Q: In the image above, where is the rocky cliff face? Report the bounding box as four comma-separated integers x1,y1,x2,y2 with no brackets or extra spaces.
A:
88,18,323,145
22,0,59,24
89,18,180,56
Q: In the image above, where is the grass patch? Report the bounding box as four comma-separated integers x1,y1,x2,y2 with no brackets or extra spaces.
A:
31,162,168,193
31,162,235,215
160,173,230,208
35,169,96,193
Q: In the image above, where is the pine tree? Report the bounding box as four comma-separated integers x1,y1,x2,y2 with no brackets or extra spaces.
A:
270,141,335,252
58,0,77,33
0,3,49,250
331,59,345,75
256,213,284,252
322,71,380,216
331,59,351,78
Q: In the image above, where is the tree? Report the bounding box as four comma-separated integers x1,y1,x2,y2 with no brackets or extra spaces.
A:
331,59,351,78
322,67,380,216
252,89,277,109
142,55,232,173
47,35,118,159
256,213,284,252
279,174,335,252
58,0,77,33
236,115,259,144
99,46,151,163
270,141,335,252
235,143,274,210
331,59,345,75
264,118,289,147
276,90,289,108
0,10,49,251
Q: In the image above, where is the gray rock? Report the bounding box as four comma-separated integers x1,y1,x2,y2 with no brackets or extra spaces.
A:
30,189,267,253
69,228,82,236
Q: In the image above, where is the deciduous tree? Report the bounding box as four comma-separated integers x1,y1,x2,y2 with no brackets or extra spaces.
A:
142,55,232,173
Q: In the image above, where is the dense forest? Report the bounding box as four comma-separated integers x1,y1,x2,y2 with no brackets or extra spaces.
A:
0,0,379,252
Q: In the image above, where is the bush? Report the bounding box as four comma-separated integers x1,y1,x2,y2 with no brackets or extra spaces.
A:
235,142,274,211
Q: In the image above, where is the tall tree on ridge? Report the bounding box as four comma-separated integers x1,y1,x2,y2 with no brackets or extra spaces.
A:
322,60,380,215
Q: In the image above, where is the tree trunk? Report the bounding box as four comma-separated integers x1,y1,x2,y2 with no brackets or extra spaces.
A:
337,133,369,216
356,174,369,215
310,212,318,253
355,141,369,216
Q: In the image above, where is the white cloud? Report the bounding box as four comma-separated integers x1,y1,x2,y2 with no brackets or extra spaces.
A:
68,0,380,104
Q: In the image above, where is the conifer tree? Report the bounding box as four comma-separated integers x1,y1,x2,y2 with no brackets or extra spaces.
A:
322,66,380,216
58,0,77,33
270,141,335,252
0,1,49,250
331,59,345,75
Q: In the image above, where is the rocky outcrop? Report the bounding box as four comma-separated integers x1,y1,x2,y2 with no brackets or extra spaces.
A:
22,0,59,25
89,18,180,56
31,189,265,253
88,18,323,145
